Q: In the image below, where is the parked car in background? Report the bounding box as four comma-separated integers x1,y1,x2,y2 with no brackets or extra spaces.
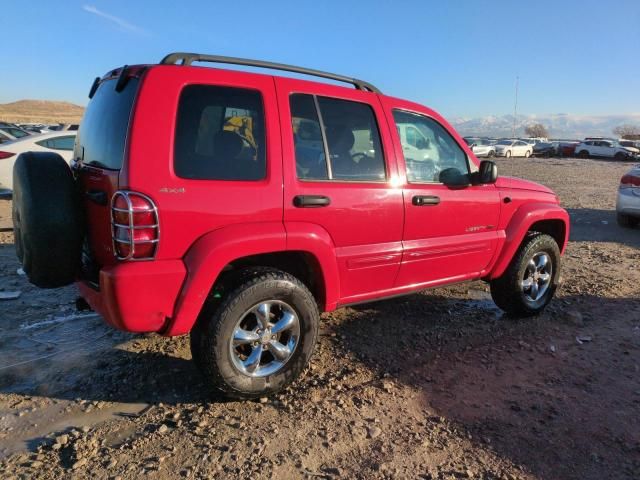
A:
521,137,547,146
619,140,640,153
0,131,76,193
494,139,532,158
575,140,637,159
463,137,496,157
0,126,32,141
532,141,559,157
616,165,640,227
48,123,79,131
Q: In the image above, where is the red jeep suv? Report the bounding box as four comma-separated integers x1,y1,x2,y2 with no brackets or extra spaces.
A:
12,53,569,398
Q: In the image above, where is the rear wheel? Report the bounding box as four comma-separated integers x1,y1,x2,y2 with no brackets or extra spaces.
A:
617,213,639,228
191,268,319,399
578,150,589,158
525,150,531,158
505,150,512,158
488,150,495,158
490,233,561,316
614,152,627,161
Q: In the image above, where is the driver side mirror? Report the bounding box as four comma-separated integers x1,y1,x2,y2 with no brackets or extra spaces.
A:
474,160,498,184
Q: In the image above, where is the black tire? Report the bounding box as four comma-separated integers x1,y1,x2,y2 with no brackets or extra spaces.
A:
617,213,639,228
488,150,495,158
12,152,84,288
505,150,512,158
525,150,531,158
490,233,561,317
578,150,589,159
191,268,319,399
614,152,627,161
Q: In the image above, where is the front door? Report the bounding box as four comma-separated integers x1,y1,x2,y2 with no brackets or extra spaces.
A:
276,78,404,304
381,104,501,287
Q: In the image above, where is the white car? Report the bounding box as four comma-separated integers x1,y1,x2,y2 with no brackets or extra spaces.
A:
0,131,76,194
575,140,637,159
494,139,532,158
0,126,32,141
616,164,640,227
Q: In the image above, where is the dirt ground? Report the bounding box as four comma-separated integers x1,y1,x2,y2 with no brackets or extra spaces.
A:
0,157,638,480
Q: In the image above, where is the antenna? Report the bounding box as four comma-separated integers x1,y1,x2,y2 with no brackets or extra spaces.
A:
512,76,519,137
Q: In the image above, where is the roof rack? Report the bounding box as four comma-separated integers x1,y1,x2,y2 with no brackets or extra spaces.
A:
160,52,381,94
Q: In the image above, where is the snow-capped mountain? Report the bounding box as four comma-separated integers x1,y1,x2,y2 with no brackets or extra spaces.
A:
450,113,640,139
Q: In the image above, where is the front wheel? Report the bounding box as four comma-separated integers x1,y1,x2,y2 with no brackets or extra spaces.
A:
578,150,589,159
191,268,319,399
490,233,561,316
525,150,531,158
505,150,512,158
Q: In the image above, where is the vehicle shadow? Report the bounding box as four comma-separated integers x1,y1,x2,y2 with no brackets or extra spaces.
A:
333,289,640,480
568,207,640,248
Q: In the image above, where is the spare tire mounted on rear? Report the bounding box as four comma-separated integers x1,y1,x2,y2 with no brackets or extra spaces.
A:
12,152,84,288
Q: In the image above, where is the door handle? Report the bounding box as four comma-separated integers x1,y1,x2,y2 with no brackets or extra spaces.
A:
86,189,108,206
293,195,331,208
412,195,440,206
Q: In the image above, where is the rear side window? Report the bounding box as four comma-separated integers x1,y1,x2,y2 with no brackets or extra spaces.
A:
76,77,139,170
290,94,385,182
174,86,265,181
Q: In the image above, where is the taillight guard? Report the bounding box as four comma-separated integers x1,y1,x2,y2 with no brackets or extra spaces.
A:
111,191,159,261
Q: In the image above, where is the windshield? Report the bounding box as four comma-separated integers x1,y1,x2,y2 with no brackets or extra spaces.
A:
497,140,512,145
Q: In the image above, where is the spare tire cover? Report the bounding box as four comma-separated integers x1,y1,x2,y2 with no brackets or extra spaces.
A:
12,151,84,288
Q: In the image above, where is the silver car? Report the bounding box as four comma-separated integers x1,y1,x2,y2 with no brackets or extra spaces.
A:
463,137,496,157
616,165,640,227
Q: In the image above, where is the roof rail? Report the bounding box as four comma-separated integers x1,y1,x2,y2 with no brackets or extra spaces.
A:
160,52,381,94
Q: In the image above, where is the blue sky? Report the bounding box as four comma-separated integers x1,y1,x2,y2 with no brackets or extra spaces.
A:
1,0,638,118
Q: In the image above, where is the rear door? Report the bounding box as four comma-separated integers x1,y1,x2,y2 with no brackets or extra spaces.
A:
74,70,141,274
276,78,404,304
380,99,501,287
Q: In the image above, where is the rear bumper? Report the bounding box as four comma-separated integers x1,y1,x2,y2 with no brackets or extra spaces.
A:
77,260,186,333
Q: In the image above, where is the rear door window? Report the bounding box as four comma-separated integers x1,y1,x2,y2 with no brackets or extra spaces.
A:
76,77,139,170
290,94,386,182
174,85,265,181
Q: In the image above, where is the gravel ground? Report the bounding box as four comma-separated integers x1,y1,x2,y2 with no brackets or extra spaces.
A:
0,156,639,480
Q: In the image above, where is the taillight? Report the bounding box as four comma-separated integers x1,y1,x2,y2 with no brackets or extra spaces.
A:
0,151,16,159
111,191,159,260
620,174,640,188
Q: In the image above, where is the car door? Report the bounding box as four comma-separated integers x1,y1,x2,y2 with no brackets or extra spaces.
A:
276,78,404,304
379,98,501,287
514,140,527,156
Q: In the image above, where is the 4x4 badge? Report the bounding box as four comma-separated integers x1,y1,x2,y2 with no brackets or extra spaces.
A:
159,187,185,194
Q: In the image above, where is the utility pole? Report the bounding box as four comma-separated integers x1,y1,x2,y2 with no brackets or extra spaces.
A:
512,76,519,138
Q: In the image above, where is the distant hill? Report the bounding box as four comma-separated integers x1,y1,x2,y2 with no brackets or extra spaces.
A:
0,100,84,124
451,113,640,139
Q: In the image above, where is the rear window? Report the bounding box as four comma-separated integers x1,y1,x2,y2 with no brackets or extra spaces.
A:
76,77,139,170
174,85,265,181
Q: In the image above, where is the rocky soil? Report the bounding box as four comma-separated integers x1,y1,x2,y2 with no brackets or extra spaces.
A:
0,156,638,479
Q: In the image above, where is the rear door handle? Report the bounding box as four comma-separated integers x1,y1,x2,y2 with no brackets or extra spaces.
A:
293,195,331,208
86,189,108,206
412,195,440,206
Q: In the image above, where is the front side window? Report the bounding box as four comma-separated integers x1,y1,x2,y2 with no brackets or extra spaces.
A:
290,94,385,182
393,110,469,183
175,85,265,181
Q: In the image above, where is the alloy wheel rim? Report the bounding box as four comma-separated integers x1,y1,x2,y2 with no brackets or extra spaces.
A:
521,252,552,302
229,300,300,377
